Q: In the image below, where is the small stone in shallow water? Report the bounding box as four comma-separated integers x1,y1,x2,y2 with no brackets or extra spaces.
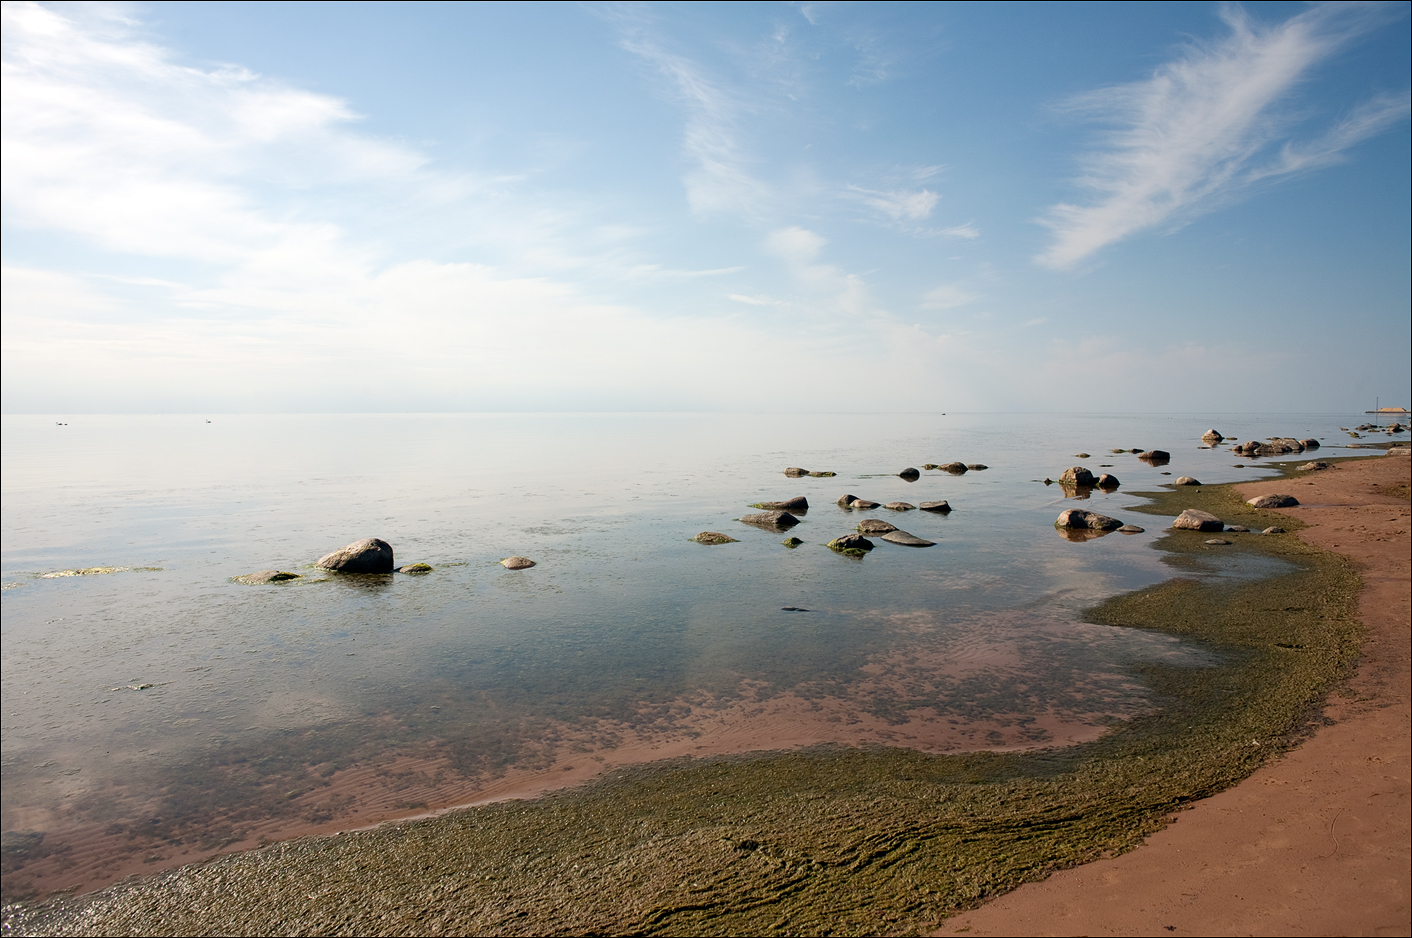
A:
898,467,920,480
1205,539,1231,546
1263,526,1286,535
965,464,989,471
1074,453,1091,459
781,537,803,548
1174,476,1201,486
398,563,433,573
751,496,808,511
884,502,916,511
740,510,801,528
500,556,536,569
849,499,881,510
918,501,952,513
827,534,874,554
857,519,898,535
781,606,809,612
1118,525,1145,534
881,530,936,547
693,532,738,545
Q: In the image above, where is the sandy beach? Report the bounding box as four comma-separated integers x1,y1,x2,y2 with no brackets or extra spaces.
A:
939,451,1411,937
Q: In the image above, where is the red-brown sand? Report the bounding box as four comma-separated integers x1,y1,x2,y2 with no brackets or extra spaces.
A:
937,451,1411,938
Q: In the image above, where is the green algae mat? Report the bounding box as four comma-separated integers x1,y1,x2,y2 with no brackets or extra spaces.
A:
7,474,1362,937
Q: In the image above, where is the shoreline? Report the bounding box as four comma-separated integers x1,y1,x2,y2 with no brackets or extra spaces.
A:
3,453,1400,936
938,450,1410,936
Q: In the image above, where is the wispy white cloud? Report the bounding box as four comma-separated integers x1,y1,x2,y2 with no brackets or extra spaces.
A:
1037,3,1410,269
846,185,938,221
609,13,770,218
920,284,978,310
727,293,786,306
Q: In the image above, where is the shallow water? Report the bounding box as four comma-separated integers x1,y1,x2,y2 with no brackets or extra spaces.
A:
0,411,1367,894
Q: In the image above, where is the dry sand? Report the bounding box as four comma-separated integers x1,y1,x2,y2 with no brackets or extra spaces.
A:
938,452,1411,938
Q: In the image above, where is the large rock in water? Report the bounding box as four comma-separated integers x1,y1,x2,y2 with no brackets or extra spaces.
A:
693,532,738,545
740,510,801,528
1138,450,1171,464
316,538,394,573
1059,466,1095,486
1055,508,1122,530
938,462,968,474
1247,494,1300,508
1172,509,1224,532
1202,429,1225,443
783,467,809,477
849,499,881,510
918,501,952,513
897,467,920,481
837,494,859,509
856,519,898,534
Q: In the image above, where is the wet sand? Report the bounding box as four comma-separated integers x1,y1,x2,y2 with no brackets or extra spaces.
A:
938,451,1411,937
7,619,1125,898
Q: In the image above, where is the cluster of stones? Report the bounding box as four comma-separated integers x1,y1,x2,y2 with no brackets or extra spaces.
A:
920,462,988,473
783,467,837,477
1230,437,1319,457
1349,422,1406,433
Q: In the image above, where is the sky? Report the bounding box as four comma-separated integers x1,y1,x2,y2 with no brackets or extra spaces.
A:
2,0,1408,414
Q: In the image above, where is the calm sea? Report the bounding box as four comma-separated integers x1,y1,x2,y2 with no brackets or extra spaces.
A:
0,411,1364,894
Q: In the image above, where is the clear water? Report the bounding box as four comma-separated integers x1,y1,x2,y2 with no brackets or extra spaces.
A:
0,411,1363,892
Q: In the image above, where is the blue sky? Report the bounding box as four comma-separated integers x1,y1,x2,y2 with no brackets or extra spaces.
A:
2,1,1408,413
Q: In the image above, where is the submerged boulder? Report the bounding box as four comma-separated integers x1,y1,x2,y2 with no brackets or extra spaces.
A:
808,470,837,477
234,570,301,585
1055,508,1123,530
1173,509,1224,532
965,464,989,471
740,510,801,528
781,536,803,548
316,538,394,573
1247,494,1300,509
1118,525,1145,534
693,532,738,545
856,519,898,535
881,530,935,547
397,563,433,574
783,467,809,477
